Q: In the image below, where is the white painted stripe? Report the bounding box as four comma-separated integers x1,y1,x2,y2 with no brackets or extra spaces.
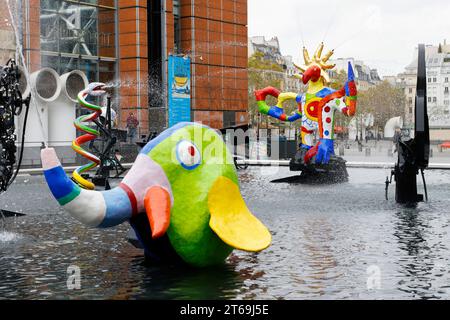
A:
63,189,106,227
122,154,174,212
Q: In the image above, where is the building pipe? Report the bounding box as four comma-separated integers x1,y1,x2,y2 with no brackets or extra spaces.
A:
24,68,62,147
49,70,88,147
162,0,168,129
17,66,31,99
15,66,31,144
191,0,196,123
135,0,142,137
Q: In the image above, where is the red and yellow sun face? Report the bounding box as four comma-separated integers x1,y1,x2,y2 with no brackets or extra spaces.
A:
303,97,321,122
294,42,335,85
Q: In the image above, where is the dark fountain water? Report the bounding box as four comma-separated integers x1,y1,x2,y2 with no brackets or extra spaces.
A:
1,167,450,299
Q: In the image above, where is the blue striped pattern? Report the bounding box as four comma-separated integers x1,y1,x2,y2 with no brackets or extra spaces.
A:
267,106,284,119
43,166,80,203
98,187,133,228
140,122,192,155
315,88,336,98
287,113,302,122
140,122,212,155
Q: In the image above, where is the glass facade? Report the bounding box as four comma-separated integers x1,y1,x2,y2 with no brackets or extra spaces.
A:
39,0,117,82
173,0,181,54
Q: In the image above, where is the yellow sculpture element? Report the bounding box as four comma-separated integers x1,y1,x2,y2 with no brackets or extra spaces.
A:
294,42,335,91
208,177,272,252
276,92,298,109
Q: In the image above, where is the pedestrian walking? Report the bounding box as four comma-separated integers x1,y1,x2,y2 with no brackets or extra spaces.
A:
126,112,139,143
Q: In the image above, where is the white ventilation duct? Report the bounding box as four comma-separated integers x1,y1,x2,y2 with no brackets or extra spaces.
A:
18,66,31,99
384,116,403,138
24,68,62,147
15,66,31,146
48,70,88,146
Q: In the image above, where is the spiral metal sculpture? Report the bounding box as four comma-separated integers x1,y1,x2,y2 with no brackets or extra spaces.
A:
72,82,106,190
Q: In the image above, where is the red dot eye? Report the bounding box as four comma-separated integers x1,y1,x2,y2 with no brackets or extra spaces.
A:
176,140,202,170
188,146,195,157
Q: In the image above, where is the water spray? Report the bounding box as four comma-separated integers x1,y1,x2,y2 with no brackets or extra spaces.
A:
6,0,48,148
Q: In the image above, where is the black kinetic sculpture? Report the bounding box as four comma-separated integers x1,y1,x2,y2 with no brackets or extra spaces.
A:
387,44,430,204
0,60,30,217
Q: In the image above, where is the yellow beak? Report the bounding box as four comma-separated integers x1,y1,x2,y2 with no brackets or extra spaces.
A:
208,177,272,252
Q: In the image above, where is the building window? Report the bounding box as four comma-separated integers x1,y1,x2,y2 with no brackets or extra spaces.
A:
223,111,236,128
433,97,437,102
428,78,431,83
409,88,413,94
173,0,181,54
433,78,437,82
446,87,449,94
40,1,117,81
446,77,449,83
408,97,413,104
409,107,413,114
428,97,431,102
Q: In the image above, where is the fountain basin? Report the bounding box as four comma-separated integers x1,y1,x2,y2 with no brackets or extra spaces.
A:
0,167,450,299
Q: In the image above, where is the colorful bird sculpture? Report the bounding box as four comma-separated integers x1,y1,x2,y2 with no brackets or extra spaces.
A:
41,122,271,267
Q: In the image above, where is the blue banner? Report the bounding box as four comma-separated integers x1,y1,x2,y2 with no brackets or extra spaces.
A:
168,55,191,127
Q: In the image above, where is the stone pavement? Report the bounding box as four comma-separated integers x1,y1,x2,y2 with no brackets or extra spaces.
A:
239,139,450,164
339,140,450,164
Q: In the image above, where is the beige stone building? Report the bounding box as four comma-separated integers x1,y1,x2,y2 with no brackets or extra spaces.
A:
398,42,450,141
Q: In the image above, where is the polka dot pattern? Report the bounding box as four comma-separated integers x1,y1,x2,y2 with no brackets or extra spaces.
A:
322,102,334,138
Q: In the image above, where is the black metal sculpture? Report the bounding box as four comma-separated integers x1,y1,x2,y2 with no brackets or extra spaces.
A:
89,95,126,190
287,153,349,184
0,60,30,193
387,44,430,204
0,60,30,217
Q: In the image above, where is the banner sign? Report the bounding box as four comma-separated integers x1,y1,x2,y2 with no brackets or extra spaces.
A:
168,55,191,127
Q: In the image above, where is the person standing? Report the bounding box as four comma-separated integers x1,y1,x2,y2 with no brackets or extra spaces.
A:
126,112,139,143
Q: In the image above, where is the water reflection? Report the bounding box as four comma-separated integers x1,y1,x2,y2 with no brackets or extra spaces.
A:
120,258,244,300
394,207,442,299
97,253,268,300
1,170,450,299
302,219,340,297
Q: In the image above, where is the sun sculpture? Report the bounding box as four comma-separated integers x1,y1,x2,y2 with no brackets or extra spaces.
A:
255,43,357,170
41,88,271,267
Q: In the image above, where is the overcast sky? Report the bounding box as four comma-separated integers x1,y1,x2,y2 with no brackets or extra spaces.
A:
248,0,450,77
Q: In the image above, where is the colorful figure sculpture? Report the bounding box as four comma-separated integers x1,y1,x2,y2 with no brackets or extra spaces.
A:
41,97,271,267
255,43,357,165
